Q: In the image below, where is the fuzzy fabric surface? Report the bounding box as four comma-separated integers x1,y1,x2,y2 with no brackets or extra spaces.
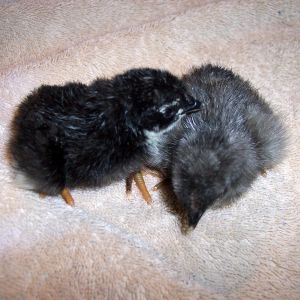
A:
0,1,299,299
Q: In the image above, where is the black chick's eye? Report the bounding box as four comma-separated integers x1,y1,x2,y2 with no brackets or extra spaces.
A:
163,107,174,119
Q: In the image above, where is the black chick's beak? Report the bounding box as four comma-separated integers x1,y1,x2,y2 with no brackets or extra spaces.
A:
181,99,201,115
187,208,205,229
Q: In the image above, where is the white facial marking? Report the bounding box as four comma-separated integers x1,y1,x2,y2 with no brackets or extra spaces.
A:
159,100,179,113
144,117,182,163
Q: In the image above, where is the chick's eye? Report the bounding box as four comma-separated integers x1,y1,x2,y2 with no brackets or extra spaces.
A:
163,107,174,118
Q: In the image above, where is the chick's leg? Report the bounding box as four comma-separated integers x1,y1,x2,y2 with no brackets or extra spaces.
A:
126,168,165,204
134,171,152,205
141,168,166,192
126,171,152,204
61,188,75,206
126,174,134,196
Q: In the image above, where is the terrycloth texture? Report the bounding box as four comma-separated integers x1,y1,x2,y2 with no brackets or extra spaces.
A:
0,1,299,299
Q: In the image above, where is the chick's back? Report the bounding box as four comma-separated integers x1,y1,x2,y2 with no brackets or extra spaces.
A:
9,81,132,194
183,64,286,170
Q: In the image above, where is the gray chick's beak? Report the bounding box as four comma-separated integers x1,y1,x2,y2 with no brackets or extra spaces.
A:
181,100,202,115
187,208,205,229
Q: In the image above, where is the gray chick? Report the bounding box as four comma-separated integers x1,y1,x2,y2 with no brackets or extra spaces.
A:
148,64,286,228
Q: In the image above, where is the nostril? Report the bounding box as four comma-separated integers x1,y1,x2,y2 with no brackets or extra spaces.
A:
180,97,201,115
193,99,201,108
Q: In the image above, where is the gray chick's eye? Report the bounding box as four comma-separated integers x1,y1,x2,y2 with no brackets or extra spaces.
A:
164,107,174,118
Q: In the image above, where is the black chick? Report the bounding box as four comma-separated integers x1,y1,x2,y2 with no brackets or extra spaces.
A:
8,68,200,205
148,64,286,228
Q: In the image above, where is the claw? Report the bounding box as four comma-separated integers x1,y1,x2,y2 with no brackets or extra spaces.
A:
39,192,47,199
261,169,267,177
61,188,75,206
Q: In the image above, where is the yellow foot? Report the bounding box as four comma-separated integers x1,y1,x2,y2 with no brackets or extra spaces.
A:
126,171,152,204
61,188,75,206
134,172,152,205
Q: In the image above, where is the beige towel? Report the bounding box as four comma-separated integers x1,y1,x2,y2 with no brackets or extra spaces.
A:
0,1,299,299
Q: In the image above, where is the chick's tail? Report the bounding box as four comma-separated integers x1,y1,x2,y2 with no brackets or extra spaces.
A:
8,119,66,196
247,110,287,169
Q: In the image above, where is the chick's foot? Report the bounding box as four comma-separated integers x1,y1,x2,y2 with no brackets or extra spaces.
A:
126,171,152,204
61,188,75,206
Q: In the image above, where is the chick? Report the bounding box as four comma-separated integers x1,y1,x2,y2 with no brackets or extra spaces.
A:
8,68,200,205
148,64,286,228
